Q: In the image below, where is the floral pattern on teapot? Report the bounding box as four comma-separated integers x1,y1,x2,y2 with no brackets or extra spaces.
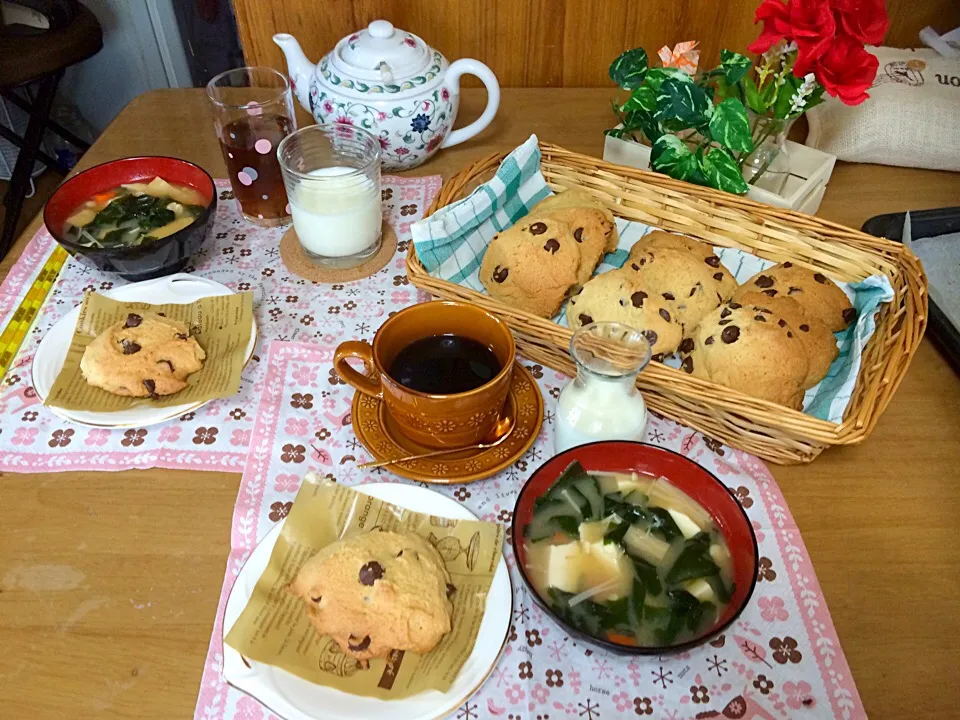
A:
309,85,451,168
318,49,445,95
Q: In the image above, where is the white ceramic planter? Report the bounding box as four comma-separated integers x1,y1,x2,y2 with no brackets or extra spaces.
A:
603,128,836,215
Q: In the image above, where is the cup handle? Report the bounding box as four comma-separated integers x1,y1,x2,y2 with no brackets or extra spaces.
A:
441,59,500,149
334,341,383,398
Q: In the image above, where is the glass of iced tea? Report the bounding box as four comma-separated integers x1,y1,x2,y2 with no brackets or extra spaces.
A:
206,67,296,226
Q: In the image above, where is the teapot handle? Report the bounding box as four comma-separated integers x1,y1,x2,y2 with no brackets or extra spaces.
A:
441,59,500,149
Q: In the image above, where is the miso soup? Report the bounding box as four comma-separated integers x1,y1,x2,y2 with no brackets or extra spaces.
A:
523,461,734,647
64,176,207,249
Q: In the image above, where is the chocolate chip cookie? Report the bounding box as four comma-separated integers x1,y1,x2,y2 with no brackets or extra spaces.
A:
679,302,809,408
534,205,617,284
79,312,206,398
566,268,683,358
732,262,855,332
288,530,454,665
480,214,580,317
736,291,838,389
623,243,737,332
535,187,618,230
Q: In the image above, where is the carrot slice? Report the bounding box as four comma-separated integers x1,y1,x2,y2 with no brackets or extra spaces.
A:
606,631,637,646
92,191,116,204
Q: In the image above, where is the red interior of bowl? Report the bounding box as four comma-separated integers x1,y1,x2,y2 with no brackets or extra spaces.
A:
512,441,758,650
44,156,215,240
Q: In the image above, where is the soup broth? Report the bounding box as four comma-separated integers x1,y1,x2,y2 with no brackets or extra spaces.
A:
64,176,207,249
523,461,734,647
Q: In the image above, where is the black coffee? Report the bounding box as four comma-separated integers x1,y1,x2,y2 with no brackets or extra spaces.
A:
389,334,501,394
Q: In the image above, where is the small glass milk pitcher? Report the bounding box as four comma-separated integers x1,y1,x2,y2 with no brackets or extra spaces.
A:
554,321,652,453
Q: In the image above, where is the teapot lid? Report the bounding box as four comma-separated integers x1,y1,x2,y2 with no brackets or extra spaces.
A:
331,20,432,85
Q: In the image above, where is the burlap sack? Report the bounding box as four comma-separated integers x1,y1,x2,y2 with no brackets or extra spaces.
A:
805,46,960,172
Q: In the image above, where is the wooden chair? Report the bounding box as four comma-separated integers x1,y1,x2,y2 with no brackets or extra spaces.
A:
0,2,102,256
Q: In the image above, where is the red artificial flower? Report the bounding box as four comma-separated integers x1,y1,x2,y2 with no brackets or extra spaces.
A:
830,0,889,45
810,34,879,104
748,0,836,63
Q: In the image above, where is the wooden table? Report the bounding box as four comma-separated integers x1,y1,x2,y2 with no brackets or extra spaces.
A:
1,89,958,719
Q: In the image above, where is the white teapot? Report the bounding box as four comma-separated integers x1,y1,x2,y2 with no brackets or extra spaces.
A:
274,20,500,170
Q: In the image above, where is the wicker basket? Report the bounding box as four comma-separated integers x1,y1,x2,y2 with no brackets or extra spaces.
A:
406,143,927,465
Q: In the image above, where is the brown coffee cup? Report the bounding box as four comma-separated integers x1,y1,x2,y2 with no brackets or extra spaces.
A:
334,301,515,449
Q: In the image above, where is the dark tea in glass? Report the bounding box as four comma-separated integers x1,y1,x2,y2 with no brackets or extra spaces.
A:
206,67,296,226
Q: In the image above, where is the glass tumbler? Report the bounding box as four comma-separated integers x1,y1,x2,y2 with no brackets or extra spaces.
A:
206,67,296,226
277,124,383,268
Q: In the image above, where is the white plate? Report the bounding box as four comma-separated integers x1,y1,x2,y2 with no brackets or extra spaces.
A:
32,274,257,428
223,483,513,720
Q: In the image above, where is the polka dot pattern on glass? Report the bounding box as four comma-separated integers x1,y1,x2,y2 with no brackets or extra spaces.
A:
254,139,272,155
237,167,259,186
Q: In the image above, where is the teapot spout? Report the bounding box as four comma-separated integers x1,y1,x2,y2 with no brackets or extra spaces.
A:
273,33,313,111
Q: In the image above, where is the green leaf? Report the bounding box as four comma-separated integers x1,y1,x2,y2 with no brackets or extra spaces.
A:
655,78,711,127
609,48,649,90
621,85,657,114
742,76,767,114
650,134,700,182
700,147,749,195
773,73,802,119
605,127,628,138
644,67,692,93
720,49,752,86
638,115,664,143
708,98,754,153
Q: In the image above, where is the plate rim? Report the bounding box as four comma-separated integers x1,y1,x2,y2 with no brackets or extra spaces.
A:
30,274,257,428
352,362,544,484
221,481,513,720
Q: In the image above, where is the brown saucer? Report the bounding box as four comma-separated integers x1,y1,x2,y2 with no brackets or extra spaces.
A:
279,224,397,283
352,362,544,484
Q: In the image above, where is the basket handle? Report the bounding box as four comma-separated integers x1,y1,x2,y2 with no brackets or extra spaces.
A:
333,341,382,399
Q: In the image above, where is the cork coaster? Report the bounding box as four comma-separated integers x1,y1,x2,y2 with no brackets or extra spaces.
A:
279,224,397,283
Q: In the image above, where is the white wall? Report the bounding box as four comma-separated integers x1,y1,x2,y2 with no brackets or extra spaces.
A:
58,0,191,135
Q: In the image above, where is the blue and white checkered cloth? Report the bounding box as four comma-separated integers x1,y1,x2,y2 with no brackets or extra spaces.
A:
410,135,894,424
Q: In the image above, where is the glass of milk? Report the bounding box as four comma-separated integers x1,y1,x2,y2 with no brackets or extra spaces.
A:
554,321,652,454
277,124,382,267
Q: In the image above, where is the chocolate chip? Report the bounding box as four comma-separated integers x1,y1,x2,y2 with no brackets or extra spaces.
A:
842,307,857,325
630,291,647,308
543,238,560,254
528,221,547,235
755,314,767,322
788,286,802,295
718,318,732,326
650,352,665,362
121,340,141,355
662,292,674,301
176,333,188,340
679,337,694,354
799,324,809,332
777,318,787,328
630,263,640,271
142,379,158,399
157,359,175,372
642,329,658,346
492,265,509,283
573,227,584,243
720,308,731,319
156,312,166,317
396,550,403,557
762,289,777,297
359,561,384,586
716,292,723,303
637,256,647,266
578,313,593,326
813,272,827,284
757,307,772,314
347,634,371,652
689,286,698,297
754,275,774,288
658,308,671,323
721,326,740,344
705,336,714,345
783,262,793,268
681,356,694,373
446,583,456,599
705,255,721,268
125,313,142,328
787,331,794,338
310,595,322,603
713,272,724,281
728,302,741,309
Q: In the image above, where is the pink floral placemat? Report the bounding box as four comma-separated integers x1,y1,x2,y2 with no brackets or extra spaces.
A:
0,176,440,473
194,340,865,720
